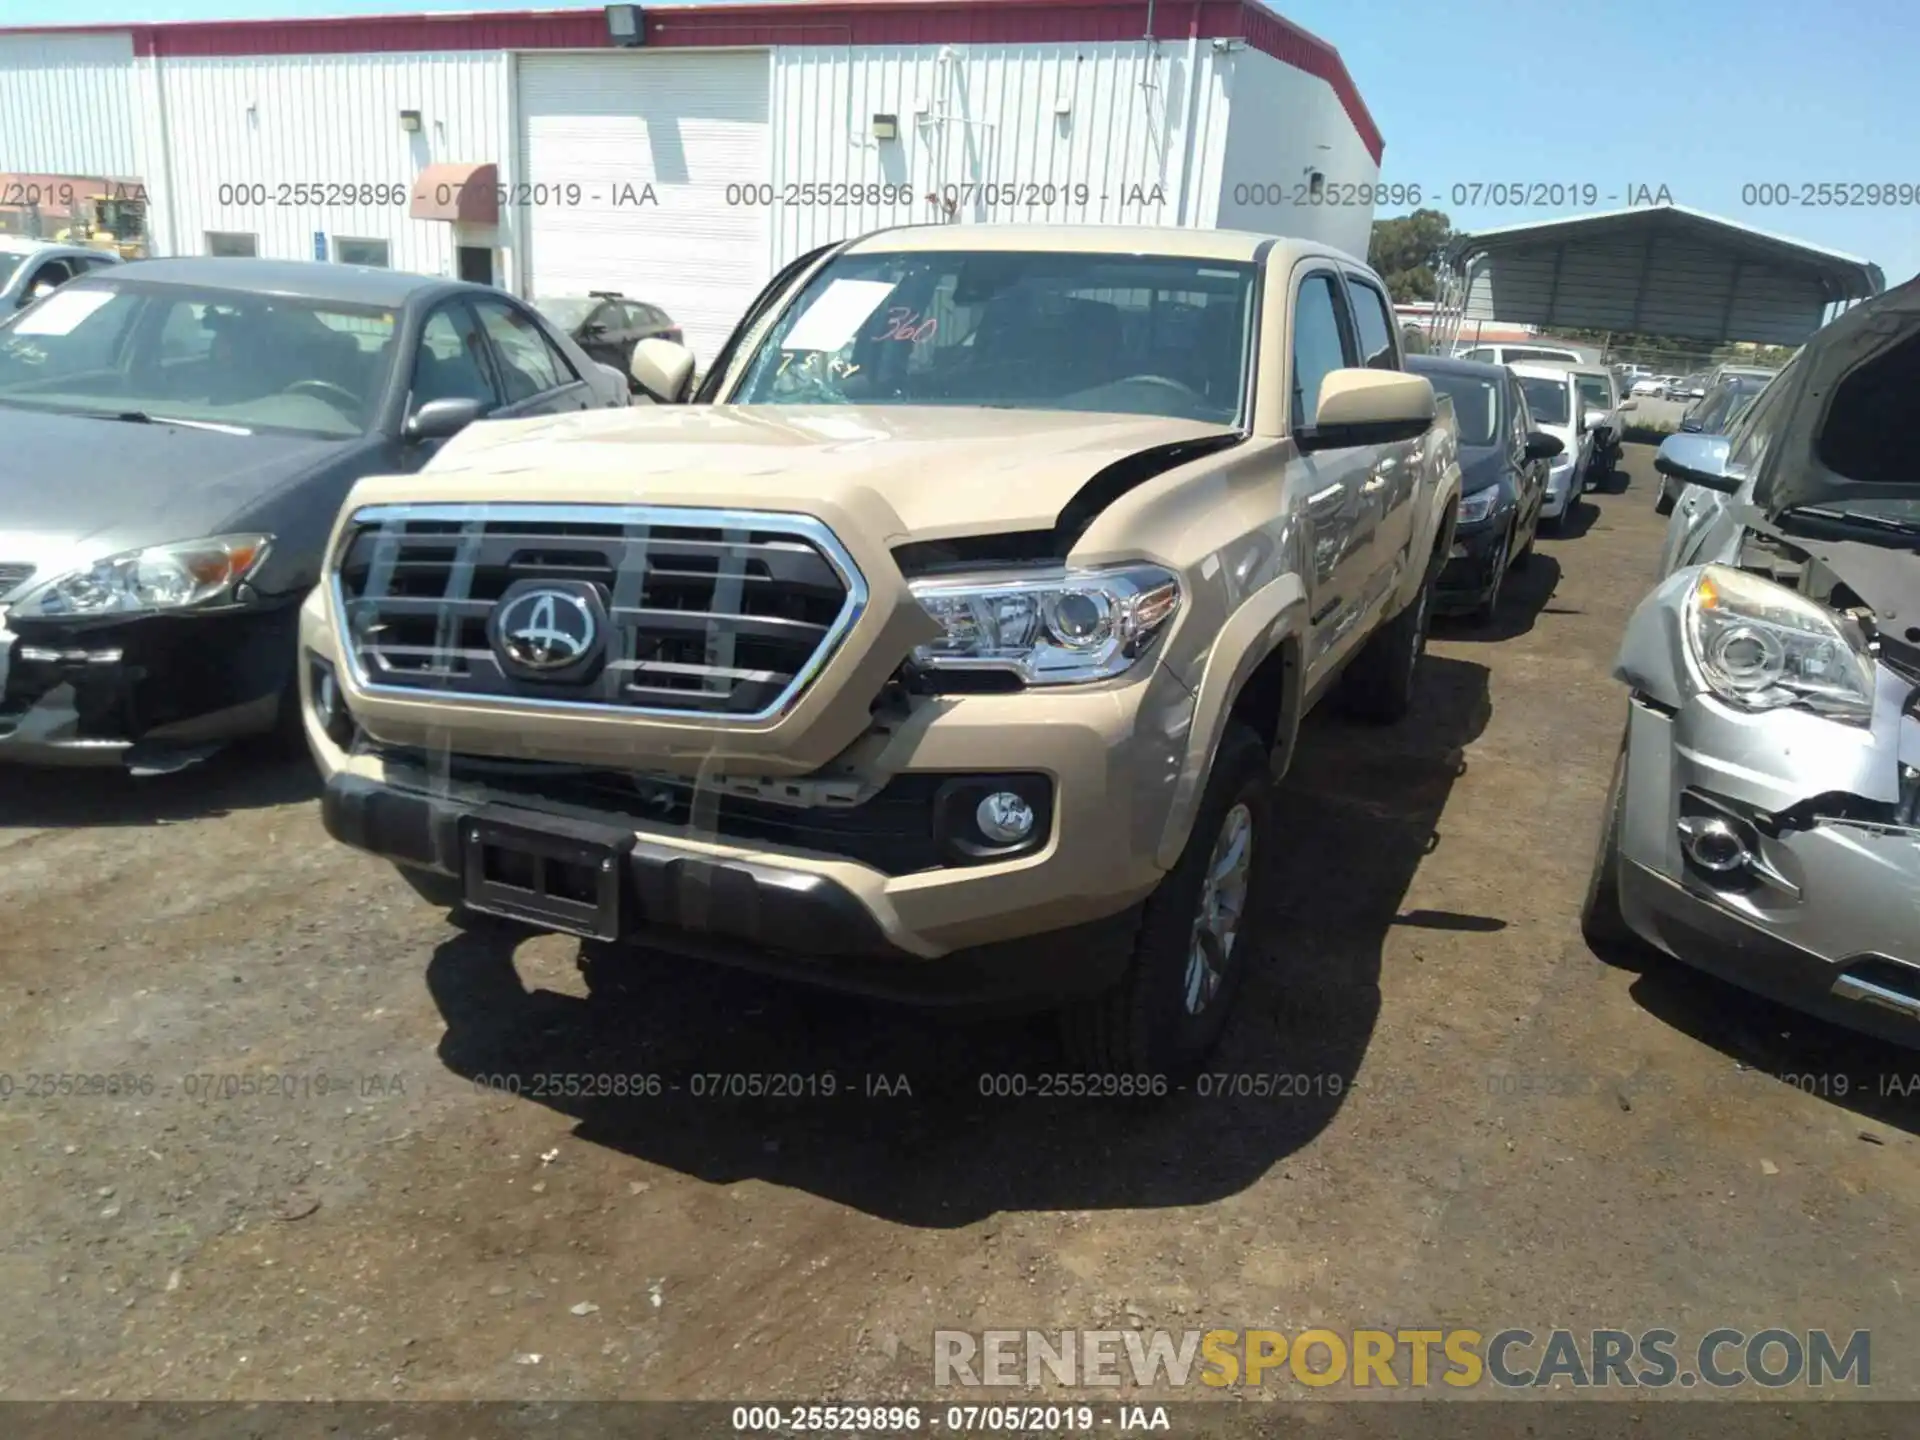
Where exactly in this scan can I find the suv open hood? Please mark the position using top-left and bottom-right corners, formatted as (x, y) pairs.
(1753, 275), (1920, 517)
(398, 403), (1238, 543)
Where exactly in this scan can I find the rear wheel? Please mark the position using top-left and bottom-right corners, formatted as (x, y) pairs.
(1337, 560), (1435, 724)
(1059, 723), (1271, 1081)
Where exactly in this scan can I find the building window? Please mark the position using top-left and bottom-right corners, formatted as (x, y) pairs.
(334, 237), (391, 268)
(205, 232), (258, 257)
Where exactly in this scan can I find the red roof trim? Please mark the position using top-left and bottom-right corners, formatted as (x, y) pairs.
(9, 1), (1381, 164)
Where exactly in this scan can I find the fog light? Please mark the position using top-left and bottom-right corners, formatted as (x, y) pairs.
(976, 791), (1036, 844)
(1679, 815), (1749, 873)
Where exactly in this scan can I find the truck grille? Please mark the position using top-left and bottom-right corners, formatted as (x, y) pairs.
(331, 503), (865, 719)
(0, 563), (34, 598)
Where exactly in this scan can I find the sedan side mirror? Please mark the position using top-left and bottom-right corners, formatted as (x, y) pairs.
(1620, 397), (1638, 412)
(1654, 432), (1740, 494)
(630, 336), (696, 405)
(1523, 430), (1564, 461)
(404, 395), (486, 443)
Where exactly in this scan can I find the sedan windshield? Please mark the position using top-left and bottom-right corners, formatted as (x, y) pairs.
(732, 249), (1255, 425)
(1518, 375), (1572, 426)
(0, 279), (399, 437)
(1419, 372), (1500, 446)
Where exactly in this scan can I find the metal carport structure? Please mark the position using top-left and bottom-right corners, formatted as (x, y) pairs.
(1425, 203), (1886, 354)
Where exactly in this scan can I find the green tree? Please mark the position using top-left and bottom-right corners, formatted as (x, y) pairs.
(1368, 209), (1454, 303)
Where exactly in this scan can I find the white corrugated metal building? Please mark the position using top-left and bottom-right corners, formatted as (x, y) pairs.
(0, 0), (1384, 361)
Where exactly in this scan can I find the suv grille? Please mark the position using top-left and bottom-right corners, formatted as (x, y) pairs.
(0, 563), (34, 598)
(332, 504), (865, 719)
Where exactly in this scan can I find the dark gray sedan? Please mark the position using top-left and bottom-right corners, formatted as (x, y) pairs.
(0, 257), (628, 771)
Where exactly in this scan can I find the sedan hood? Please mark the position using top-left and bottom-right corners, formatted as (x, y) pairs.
(0, 407), (345, 589)
(1754, 275), (1920, 516)
(386, 404), (1238, 541)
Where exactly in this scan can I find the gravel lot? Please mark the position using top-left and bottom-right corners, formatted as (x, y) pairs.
(2, 444), (1916, 1405)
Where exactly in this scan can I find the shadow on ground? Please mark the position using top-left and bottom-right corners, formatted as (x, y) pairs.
(424, 652), (1494, 1225)
(0, 748), (318, 829)
(1432, 552), (1562, 644)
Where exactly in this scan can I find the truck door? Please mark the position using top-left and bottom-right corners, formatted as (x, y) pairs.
(1288, 267), (1376, 688)
(1340, 268), (1421, 620)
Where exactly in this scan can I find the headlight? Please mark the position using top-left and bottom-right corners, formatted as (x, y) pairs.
(1683, 564), (1875, 724)
(10, 534), (272, 620)
(1458, 485), (1501, 525)
(909, 563), (1181, 685)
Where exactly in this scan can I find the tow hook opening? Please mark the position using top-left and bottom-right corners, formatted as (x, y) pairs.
(1833, 956), (1920, 1021)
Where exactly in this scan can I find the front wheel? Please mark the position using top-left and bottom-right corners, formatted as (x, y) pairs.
(1059, 723), (1271, 1080)
(1653, 483), (1676, 517)
(1469, 526), (1511, 627)
(1580, 731), (1653, 963)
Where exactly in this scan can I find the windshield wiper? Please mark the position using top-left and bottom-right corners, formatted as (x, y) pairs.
(1780, 505), (1920, 539)
(92, 410), (254, 436)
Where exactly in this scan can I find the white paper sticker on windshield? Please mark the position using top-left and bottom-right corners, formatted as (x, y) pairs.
(12, 288), (115, 336)
(780, 279), (896, 352)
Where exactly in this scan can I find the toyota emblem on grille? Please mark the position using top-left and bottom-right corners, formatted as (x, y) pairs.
(493, 586), (602, 674)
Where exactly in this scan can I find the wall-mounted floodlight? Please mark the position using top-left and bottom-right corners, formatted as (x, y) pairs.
(871, 114), (898, 141)
(399, 110), (422, 132)
(606, 4), (645, 47)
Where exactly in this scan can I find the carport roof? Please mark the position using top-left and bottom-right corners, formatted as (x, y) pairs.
(1442, 204), (1885, 346)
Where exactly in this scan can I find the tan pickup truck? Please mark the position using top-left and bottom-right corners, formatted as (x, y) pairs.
(302, 225), (1460, 1078)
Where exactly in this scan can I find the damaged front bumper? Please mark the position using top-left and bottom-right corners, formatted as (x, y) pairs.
(1616, 669), (1920, 1042)
(0, 603), (296, 767)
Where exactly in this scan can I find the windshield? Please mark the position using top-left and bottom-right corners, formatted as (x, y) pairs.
(1419, 372), (1500, 447)
(0, 279), (398, 437)
(1518, 375), (1571, 426)
(732, 249), (1255, 425)
(534, 297), (600, 332)
(1575, 374), (1612, 411)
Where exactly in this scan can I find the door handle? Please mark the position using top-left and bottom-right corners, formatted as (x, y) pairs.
(1361, 475), (1387, 493)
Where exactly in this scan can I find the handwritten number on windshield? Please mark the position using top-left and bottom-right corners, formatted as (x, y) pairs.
(870, 307), (938, 343)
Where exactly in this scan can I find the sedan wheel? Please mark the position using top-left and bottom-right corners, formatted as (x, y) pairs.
(1471, 528), (1510, 627)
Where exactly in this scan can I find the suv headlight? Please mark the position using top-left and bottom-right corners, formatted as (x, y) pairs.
(909, 563), (1181, 685)
(1683, 564), (1875, 724)
(9, 534), (272, 620)
(1458, 485), (1500, 525)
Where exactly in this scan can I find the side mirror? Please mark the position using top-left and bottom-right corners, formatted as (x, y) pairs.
(629, 336), (695, 405)
(1523, 430), (1565, 461)
(29, 281), (59, 302)
(404, 395), (486, 443)
(1620, 397), (1638, 412)
(1296, 368), (1434, 452)
(1654, 432), (1739, 494)
(1582, 408), (1607, 432)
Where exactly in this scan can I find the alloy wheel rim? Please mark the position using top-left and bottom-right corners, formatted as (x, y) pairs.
(1184, 802), (1254, 1016)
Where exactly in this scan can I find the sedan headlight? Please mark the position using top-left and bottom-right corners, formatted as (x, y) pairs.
(10, 534), (272, 620)
(1458, 485), (1501, 525)
(909, 563), (1180, 685)
(1683, 564), (1875, 724)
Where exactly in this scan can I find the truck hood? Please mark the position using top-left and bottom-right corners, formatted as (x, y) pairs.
(1754, 275), (1920, 517)
(391, 403), (1238, 542)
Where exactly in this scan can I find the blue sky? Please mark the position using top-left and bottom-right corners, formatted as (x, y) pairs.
(5, 0), (1915, 286)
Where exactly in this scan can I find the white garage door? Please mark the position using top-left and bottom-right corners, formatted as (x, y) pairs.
(517, 51), (771, 369)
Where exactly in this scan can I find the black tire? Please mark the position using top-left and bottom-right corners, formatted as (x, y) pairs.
(1338, 560), (1435, 724)
(1653, 484), (1675, 517)
(1059, 723), (1272, 1081)
(1469, 525), (1511, 627)
(1580, 732), (1651, 962)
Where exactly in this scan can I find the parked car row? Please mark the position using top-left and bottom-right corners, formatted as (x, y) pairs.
(1585, 271), (1920, 1048)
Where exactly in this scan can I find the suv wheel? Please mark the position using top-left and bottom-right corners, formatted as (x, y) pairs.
(1338, 560), (1435, 724)
(1059, 723), (1271, 1081)
(1581, 730), (1652, 962)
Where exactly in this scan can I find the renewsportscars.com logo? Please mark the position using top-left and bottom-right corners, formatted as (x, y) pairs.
(932, 1328), (1871, 1391)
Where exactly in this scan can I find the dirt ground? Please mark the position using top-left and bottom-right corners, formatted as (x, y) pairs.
(2, 445), (1916, 1405)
